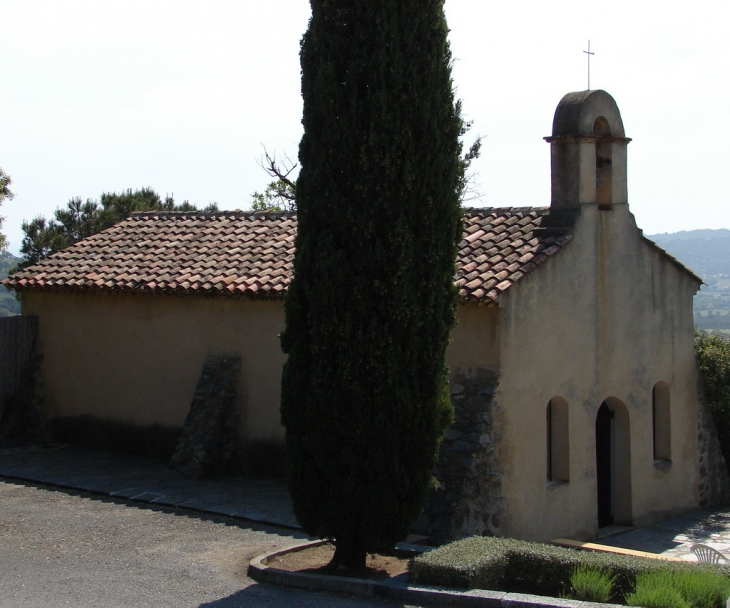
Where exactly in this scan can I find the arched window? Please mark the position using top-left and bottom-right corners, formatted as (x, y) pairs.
(547, 397), (569, 482)
(653, 382), (671, 462)
(594, 116), (613, 210)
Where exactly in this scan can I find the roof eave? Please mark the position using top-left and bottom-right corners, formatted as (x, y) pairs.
(640, 235), (704, 285)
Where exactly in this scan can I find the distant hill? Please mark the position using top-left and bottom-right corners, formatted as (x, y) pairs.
(647, 229), (730, 331)
(649, 228), (730, 242)
(0, 252), (21, 316)
(648, 229), (730, 280)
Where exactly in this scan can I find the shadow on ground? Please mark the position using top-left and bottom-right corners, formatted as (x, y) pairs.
(3, 477), (306, 542)
(199, 583), (407, 607)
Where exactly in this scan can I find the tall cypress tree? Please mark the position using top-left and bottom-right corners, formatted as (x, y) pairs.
(281, 0), (467, 569)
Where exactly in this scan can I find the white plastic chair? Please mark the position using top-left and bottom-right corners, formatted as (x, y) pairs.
(691, 543), (730, 564)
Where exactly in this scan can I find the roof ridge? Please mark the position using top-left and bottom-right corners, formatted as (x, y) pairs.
(129, 210), (297, 220)
(463, 206), (550, 216)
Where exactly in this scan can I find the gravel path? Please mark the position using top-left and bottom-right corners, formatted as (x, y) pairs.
(0, 479), (416, 608)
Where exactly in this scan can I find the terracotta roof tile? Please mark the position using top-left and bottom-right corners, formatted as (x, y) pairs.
(2, 207), (573, 304)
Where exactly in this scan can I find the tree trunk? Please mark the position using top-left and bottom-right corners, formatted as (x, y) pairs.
(329, 539), (367, 571)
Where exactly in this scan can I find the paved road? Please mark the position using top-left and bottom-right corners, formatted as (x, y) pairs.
(0, 479), (416, 608)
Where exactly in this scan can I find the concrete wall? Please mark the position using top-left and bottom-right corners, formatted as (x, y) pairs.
(21, 292), (287, 449)
(495, 202), (703, 542)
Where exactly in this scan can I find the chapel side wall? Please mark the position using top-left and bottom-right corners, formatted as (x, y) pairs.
(21, 292), (286, 456)
(495, 203), (703, 542)
(417, 304), (505, 540)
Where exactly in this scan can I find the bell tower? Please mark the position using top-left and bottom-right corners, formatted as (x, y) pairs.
(544, 90), (631, 212)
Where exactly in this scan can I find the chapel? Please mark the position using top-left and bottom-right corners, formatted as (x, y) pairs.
(4, 90), (728, 541)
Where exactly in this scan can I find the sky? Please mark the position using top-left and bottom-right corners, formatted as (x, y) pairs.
(1, 0), (729, 256)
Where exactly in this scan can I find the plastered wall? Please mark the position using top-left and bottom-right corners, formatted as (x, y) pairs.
(447, 303), (500, 375)
(23, 291), (494, 453)
(22, 292), (287, 445)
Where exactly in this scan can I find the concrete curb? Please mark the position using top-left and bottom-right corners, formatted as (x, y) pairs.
(247, 541), (625, 608)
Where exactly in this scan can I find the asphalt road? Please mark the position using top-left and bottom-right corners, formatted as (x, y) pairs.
(0, 479), (416, 608)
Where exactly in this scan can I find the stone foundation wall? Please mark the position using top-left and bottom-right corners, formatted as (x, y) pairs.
(696, 390), (730, 508)
(0, 316), (44, 446)
(170, 352), (242, 479)
(0, 315), (37, 422)
(415, 368), (503, 542)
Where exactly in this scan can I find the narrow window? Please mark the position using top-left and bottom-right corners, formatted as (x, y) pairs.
(594, 116), (613, 210)
(653, 382), (671, 462)
(547, 397), (570, 481)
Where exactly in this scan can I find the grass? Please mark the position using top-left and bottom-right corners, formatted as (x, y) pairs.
(625, 570), (730, 608)
(564, 566), (617, 603)
(626, 584), (691, 608)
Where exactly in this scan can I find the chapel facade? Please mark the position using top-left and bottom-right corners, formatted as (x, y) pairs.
(418, 90), (729, 541)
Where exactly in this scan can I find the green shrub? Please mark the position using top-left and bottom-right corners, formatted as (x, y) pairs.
(409, 535), (730, 599)
(674, 569), (730, 608)
(407, 536), (509, 590)
(695, 329), (730, 467)
(626, 584), (691, 608)
(626, 569), (730, 608)
(565, 566), (617, 603)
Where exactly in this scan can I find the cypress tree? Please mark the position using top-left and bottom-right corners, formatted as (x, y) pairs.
(280, 0), (468, 570)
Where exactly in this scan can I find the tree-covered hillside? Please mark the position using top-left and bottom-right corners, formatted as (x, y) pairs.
(0, 251), (21, 316)
(648, 229), (730, 330)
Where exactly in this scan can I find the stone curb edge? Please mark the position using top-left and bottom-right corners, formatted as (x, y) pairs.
(0, 470), (302, 531)
(247, 541), (624, 608)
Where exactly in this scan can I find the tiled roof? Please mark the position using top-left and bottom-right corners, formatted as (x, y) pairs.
(2, 208), (572, 304)
(456, 207), (570, 301)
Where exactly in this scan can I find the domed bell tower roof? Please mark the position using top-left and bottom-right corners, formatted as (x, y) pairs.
(544, 90), (631, 213)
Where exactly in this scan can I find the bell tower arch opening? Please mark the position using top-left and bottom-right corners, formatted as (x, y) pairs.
(594, 116), (613, 210)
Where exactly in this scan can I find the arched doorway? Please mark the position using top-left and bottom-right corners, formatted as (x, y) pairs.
(595, 398), (632, 528)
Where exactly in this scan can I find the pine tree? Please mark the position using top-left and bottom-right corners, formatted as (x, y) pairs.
(0, 168), (14, 252)
(280, 0), (467, 569)
(14, 188), (219, 270)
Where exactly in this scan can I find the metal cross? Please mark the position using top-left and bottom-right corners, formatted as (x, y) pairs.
(584, 40), (595, 90)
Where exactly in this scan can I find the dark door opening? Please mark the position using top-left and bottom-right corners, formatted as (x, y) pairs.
(596, 401), (614, 528)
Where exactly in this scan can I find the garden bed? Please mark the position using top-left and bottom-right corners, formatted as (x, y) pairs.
(409, 536), (730, 606)
(267, 541), (410, 580)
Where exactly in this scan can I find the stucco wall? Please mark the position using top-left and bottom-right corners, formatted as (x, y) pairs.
(495, 203), (703, 542)
(447, 303), (500, 375)
(22, 292), (287, 447)
(23, 292), (494, 459)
